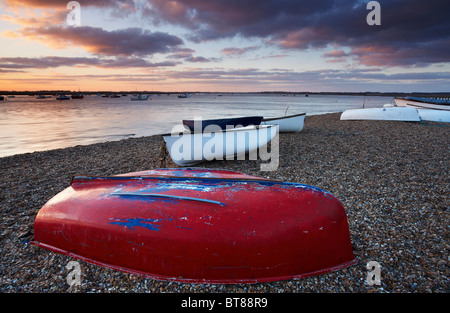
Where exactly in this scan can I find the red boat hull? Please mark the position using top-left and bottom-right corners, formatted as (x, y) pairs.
(33, 168), (356, 283)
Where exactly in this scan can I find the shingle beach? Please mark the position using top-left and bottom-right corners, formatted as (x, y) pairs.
(0, 113), (448, 293)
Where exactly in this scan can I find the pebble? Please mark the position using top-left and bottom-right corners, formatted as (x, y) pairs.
(0, 113), (448, 293)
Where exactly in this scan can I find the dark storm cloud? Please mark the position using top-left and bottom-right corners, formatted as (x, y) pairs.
(4, 0), (449, 68)
(146, 0), (450, 67)
(19, 26), (184, 57)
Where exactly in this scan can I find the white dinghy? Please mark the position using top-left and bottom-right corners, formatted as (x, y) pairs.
(417, 109), (450, 123)
(340, 107), (421, 122)
(384, 104), (450, 123)
(261, 113), (306, 132)
(163, 124), (278, 166)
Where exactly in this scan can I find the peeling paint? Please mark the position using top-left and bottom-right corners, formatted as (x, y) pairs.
(109, 217), (173, 231)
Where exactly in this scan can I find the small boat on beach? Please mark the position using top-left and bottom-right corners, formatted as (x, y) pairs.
(56, 95), (70, 101)
(340, 107), (421, 121)
(394, 96), (450, 111)
(372, 103), (450, 123)
(163, 124), (277, 166)
(261, 113), (306, 132)
(32, 167), (356, 283)
(416, 109), (450, 123)
(182, 116), (264, 132)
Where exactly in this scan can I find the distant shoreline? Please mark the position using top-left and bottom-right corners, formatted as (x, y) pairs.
(1, 90), (450, 98)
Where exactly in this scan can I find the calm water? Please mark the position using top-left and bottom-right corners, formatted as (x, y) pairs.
(0, 93), (393, 157)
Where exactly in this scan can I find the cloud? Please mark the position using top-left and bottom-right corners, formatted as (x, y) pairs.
(221, 46), (259, 56)
(146, 0), (450, 67)
(323, 49), (352, 63)
(166, 48), (211, 63)
(0, 56), (179, 69)
(3, 0), (134, 9)
(16, 26), (183, 57)
(184, 56), (210, 63)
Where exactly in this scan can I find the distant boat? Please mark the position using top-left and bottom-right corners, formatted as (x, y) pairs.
(182, 116), (264, 132)
(130, 94), (149, 101)
(0, 96), (5, 101)
(36, 95), (51, 99)
(394, 96), (450, 111)
(71, 93), (84, 99)
(163, 124), (278, 166)
(102, 94), (109, 97)
(121, 94), (128, 96)
(340, 107), (421, 121)
(56, 95), (70, 100)
(178, 93), (190, 98)
(261, 113), (306, 132)
(110, 94), (120, 98)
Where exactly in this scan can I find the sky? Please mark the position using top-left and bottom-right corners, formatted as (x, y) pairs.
(0, 0), (449, 92)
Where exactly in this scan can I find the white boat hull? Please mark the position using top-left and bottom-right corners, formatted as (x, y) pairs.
(417, 109), (450, 123)
(163, 125), (278, 166)
(261, 113), (305, 132)
(394, 98), (450, 111)
(340, 107), (421, 121)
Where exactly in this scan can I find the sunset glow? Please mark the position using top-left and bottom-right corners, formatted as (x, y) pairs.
(1, 0), (449, 92)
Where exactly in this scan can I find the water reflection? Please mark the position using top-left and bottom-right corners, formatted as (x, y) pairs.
(0, 94), (392, 157)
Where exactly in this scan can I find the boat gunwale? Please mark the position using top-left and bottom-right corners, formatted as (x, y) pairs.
(159, 124), (277, 137)
(68, 174), (334, 196)
(182, 115), (264, 124)
(70, 174), (280, 186)
(30, 241), (357, 284)
(261, 112), (306, 122)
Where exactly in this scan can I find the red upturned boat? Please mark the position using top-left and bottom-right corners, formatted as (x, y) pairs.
(33, 168), (356, 283)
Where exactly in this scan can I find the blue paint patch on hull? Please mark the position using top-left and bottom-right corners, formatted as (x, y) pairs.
(109, 217), (172, 231)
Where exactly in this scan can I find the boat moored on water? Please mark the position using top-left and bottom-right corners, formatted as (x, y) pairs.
(32, 168), (357, 283)
(261, 113), (306, 132)
(56, 95), (70, 100)
(71, 93), (84, 99)
(131, 94), (149, 101)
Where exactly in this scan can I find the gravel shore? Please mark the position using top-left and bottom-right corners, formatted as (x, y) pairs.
(0, 113), (448, 293)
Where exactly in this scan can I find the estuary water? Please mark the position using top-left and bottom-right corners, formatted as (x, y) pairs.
(0, 93), (393, 157)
